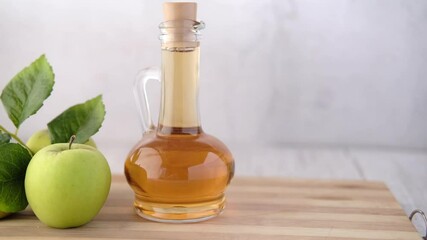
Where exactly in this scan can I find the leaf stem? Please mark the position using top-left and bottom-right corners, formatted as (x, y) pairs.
(0, 124), (33, 155)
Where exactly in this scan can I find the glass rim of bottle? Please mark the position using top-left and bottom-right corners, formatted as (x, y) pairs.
(159, 20), (205, 42)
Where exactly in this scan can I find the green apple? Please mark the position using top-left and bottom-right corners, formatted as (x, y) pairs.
(25, 141), (111, 228)
(26, 129), (97, 154)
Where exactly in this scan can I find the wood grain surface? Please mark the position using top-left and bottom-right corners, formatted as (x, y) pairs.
(0, 175), (421, 240)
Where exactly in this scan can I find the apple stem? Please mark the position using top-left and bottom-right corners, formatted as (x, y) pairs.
(69, 135), (76, 150)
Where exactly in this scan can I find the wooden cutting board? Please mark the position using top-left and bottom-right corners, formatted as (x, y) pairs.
(0, 175), (420, 240)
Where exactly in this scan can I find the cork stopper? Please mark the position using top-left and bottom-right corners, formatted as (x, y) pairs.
(163, 2), (197, 21)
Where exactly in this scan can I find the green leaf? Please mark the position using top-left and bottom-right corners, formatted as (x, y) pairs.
(0, 143), (32, 212)
(0, 132), (11, 145)
(48, 95), (105, 144)
(1, 55), (55, 128)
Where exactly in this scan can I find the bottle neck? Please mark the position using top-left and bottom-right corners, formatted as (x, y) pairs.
(157, 45), (202, 135)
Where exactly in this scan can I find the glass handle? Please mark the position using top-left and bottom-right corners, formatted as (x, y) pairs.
(133, 67), (161, 133)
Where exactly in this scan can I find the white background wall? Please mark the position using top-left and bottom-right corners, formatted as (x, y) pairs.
(1, 0), (427, 173)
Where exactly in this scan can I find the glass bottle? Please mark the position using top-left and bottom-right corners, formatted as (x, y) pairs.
(124, 2), (235, 223)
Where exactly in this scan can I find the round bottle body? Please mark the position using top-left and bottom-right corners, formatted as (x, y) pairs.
(125, 130), (234, 222)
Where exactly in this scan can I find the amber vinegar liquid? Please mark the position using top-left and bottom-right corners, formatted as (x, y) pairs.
(125, 46), (235, 222)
